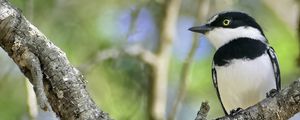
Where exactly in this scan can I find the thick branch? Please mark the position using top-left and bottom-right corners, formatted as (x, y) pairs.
(217, 79), (300, 120)
(195, 79), (300, 120)
(0, 0), (110, 120)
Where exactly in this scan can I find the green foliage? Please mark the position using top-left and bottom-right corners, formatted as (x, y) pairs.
(86, 60), (149, 120)
(1, 0), (299, 119)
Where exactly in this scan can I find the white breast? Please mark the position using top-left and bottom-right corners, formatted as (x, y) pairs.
(215, 53), (276, 113)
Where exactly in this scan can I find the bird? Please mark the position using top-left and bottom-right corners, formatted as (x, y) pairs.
(188, 11), (281, 115)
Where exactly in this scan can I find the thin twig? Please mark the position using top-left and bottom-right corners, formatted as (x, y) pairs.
(168, 30), (200, 120)
(124, 44), (157, 64)
(148, 0), (182, 119)
(195, 101), (210, 120)
(167, 0), (208, 119)
(79, 45), (156, 74)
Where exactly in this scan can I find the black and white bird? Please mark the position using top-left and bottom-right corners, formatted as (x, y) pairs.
(189, 11), (281, 115)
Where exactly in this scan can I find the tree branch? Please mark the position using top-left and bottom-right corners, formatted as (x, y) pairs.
(24, 0), (39, 119)
(0, 0), (110, 119)
(148, 0), (182, 119)
(167, 0), (210, 119)
(217, 79), (300, 120)
(79, 45), (157, 74)
(195, 79), (300, 120)
(124, 45), (157, 65)
(195, 101), (210, 120)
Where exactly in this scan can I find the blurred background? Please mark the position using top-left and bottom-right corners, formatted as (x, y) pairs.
(0, 0), (299, 120)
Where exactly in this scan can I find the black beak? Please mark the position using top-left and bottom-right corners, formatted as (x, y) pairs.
(188, 24), (212, 34)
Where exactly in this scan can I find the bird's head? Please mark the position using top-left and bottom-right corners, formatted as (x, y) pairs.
(189, 11), (267, 49)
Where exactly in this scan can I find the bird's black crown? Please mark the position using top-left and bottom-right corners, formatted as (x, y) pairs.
(208, 11), (265, 36)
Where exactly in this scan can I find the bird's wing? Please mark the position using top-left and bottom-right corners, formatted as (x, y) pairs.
(212, 63), (228, 115)
(267, 47), (281, 90)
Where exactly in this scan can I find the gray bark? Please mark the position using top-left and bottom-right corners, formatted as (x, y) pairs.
(0, 0), (110, 120)
(195, 79), (300, 120)
(217, 79), (300, 120)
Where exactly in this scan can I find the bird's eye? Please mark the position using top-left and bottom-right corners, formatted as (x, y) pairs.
(223, 19), (231, 26)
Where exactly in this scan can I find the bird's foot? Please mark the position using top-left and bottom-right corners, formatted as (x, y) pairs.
(229, 107), (243, 116)
(266, 89), (279, 98)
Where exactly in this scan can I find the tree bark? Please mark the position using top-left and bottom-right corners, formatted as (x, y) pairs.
(0, 0), (110, 120)
(217, 79), (300, 120)
(195, 79), (300, 120)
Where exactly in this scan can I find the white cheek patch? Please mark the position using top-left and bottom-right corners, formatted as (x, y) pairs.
(205, 26), (266, 49)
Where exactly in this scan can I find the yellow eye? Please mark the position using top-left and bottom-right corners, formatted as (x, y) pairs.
(223, 19), (231, 26)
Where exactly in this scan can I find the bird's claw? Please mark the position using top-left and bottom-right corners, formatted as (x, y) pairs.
(266, 89), (279, 98)
(229, 107), (243, 116)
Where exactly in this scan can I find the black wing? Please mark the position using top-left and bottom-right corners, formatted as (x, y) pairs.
(267, 47), (281, 90)
(212, 63), (228, 115)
